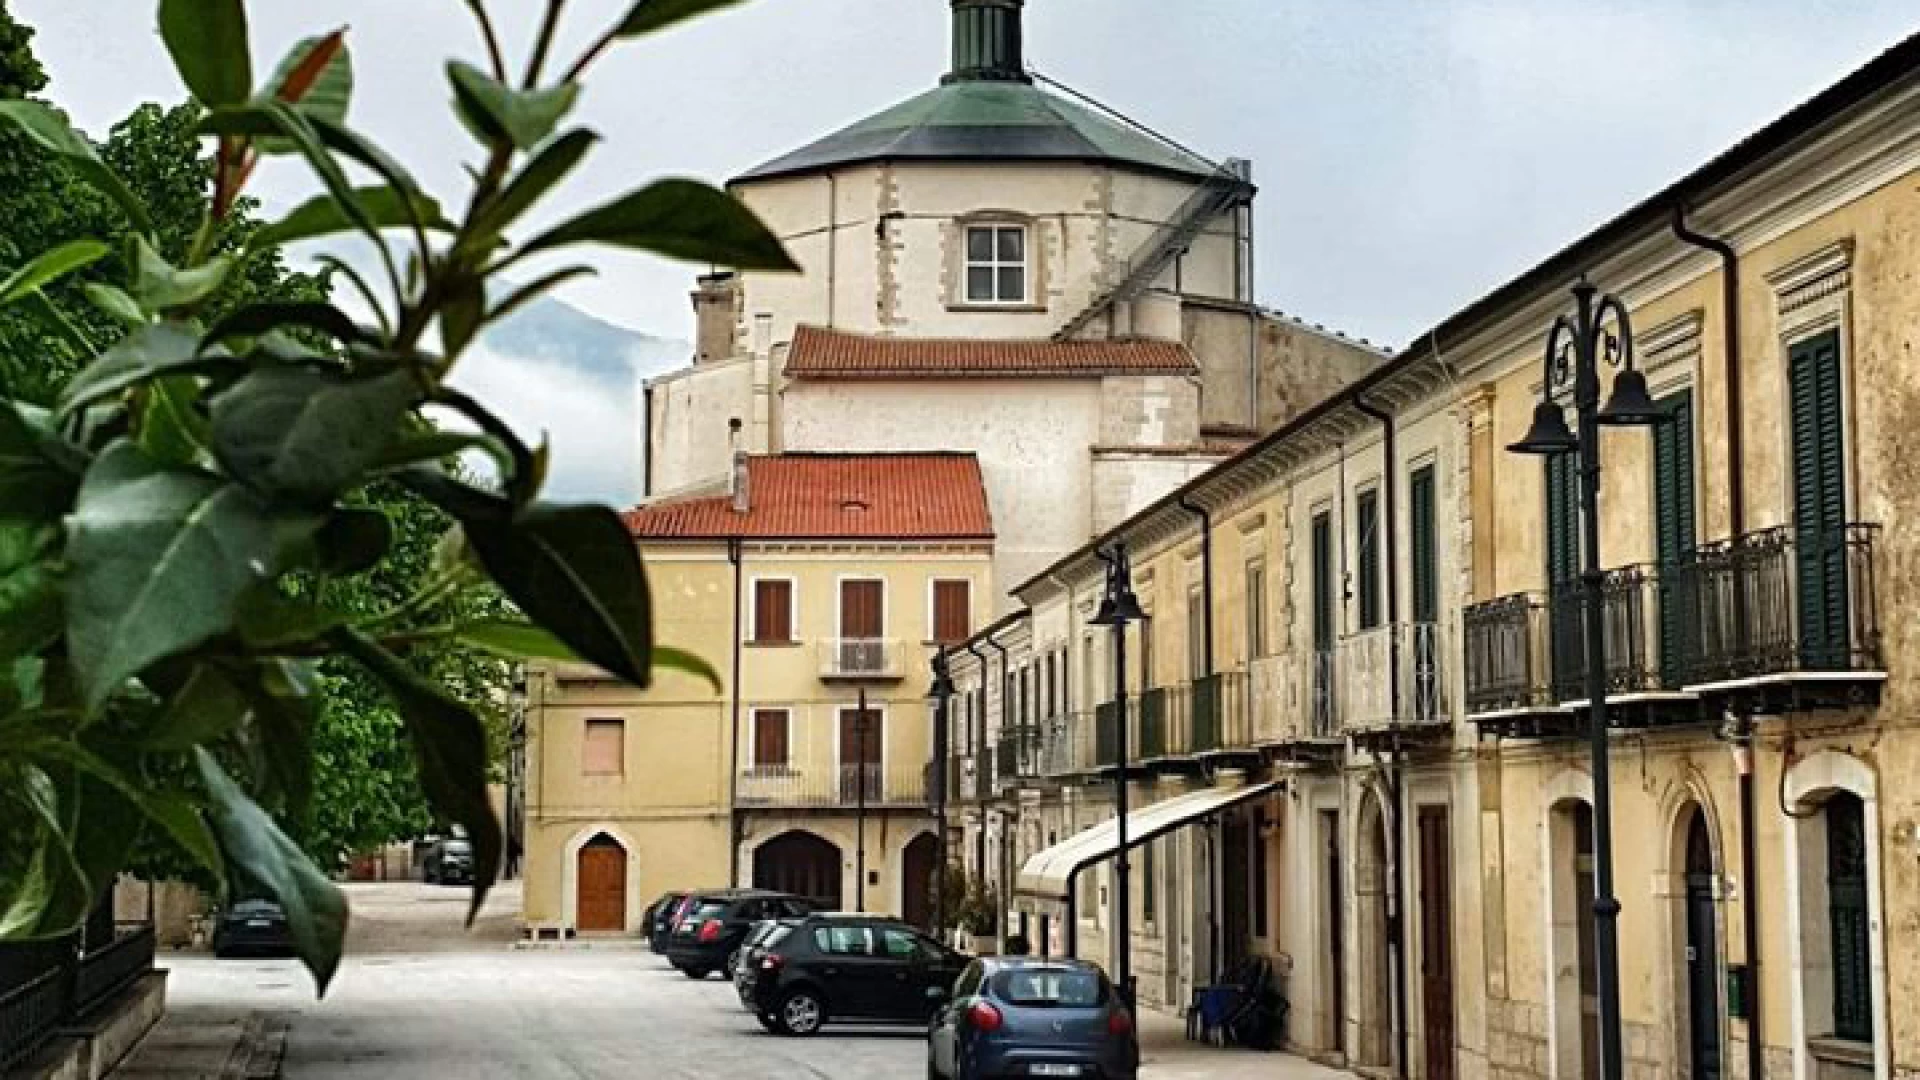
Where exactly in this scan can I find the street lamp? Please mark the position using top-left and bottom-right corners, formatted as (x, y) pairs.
(1090, 541), (1144, 1006)
(1507, 276), (1660, 1080)
(855, 686), (871, 913)
(927, 650), (956, 936)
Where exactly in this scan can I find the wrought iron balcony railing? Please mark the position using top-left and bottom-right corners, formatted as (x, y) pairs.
(1040, 713), (1082, 777)
(1682, 523), (1882, 684)
(817, 638), (906, 680)
(736, 761), (931, 807)
(1464, 592), (1553, 714)
(1331, 622), (1450, 732)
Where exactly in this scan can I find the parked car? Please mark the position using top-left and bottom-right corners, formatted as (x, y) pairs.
(423, 836), (473, 885)
(212, 898), (295, 958)
(666, 889), (816, 979)
(646, 891), (688, 953)
(927, 957), (1137, 1080)
(746, 913), (968, 1036)
(732, 917), (802, 999)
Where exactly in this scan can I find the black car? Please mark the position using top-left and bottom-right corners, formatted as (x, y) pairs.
(666, 889), (815, 979)
(212, 898), (295, 958)
(423, 837), (473, 885)
(746, 914), (969, 1036)
(646, 891), (688, 953)
(733, 917), (802, 1001)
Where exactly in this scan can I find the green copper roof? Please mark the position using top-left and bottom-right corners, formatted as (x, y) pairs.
(734, 79), (1218, 183)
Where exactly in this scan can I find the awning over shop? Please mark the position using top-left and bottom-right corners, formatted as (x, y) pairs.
(1014, 779), (1281, 911)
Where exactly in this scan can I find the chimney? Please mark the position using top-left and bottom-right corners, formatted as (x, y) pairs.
(944, 0), (1029, 85)
(690, 272), (738, 366)
(728, 419), (750, 512)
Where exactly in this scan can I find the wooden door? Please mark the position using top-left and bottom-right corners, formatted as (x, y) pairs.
(1324, 809), (1345, 1054)
(1419, 808), (1456, 1080)
(1684, 811), (1723, 1080)
(1222, 816), (1251, 973)
(839, 708), (883, 802)
(576, 835), (627, 932)
(840, 580), (885, 672)
(903, 833), (937, 929)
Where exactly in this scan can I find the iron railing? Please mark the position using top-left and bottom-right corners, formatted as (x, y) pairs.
(0, 957), (70, 1073)
(1546, 564), (1675, 701)
(1464, 592), (1553, 713)
(1683, 524), (1882, 683)
(816, 638), (905, 679)
(736, 762), (930, 807)
(1308, 647), (1338, 737)
(75, 926), (154, 1019)
(1333, 622), (1448, 731)
(1040, 713), (1082, 777)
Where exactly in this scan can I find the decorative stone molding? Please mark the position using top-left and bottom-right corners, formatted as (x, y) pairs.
(1638, 310), (1704, 383)
(1768, 239), (1854, 340)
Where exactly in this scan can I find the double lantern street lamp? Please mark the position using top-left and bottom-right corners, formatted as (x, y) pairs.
(1090, 541), (1145, 1008)
(1508, 276), (1663, 1080)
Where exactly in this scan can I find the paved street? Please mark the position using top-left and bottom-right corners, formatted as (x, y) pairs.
(124, 881), (1343, 1079)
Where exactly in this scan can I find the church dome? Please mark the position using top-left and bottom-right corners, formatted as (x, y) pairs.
(734, 0), (1216, 184)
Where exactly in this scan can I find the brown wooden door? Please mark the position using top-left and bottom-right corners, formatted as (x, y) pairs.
(839, 580), (885, 672)
(840, 708), (882, 802)
(902, 833), (938, 929)
(1418, 808), (1456, 1080)
(576, 836), (626, 932)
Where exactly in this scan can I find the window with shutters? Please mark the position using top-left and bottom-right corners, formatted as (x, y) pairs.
(1789, 331), (1850, 669)
(1825, 792), (1871, 1042)
(1311, 510), (1336, 650)
(751, 709), (791, 772)
(1356, 488), (1382, 630)
(1652, 391), (1697, 684)
(751, 578), (795, 644)
(931, 579), (972, 643)
(1245, 559), (1268, 658)
(1410, 465), (1438, 625)
(582, 718), (624, 776)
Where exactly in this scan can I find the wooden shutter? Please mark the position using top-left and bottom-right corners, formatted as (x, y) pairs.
(1312, 510), (1335, 649)
(1357, 489), (1382, 629)
(1653, 391), (1697, 684)
(1826, 793), (1872, 1042)
(1545, 449), (1581, 586)
(932, 580), (971, 643)
(1410, 465), (1438, 624)
(1790, 332), (1849, 668)
(753, 580), (792, 643)
(753, 709), (790, 769)
(840, 579), (884, 639)
(582, 718), (624, 775)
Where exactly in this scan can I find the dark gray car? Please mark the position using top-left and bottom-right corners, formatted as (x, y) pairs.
(927, 957), (1137, 1079)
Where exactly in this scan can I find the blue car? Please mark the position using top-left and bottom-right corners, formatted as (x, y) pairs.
(927, 957), (1138, 1079)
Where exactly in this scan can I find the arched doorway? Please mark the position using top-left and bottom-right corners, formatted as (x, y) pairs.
(1679, 806), (1723, 1080)
(754, 831), (843, 909)
(1355, 792), (1394, 1070)
(576, 833), (628, 932)
(901, 833), (938, 929)
(1549, 800), (1597, 1080)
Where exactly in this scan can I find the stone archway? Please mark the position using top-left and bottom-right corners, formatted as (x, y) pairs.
(753, 830), (843, 909)
(1670, 802), (1724, 1080)
(576, 833), (628, 933)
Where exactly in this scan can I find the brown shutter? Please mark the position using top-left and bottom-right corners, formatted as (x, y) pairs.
(753, 709), (789, 769)
(754, 580), (792, 643)
(840, 580), (884, 640)
(933, 580), (971, 643)
(582, 718), (624, 775)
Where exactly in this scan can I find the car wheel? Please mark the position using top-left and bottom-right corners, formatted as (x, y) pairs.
(776, 988), (826, 1036)
(682, 966), (711, 980)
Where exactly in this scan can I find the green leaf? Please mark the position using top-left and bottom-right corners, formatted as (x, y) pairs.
(488, 267), (597, 329)
(335, 629), (501, 923)
(456, 620), (722, 694)
(446, 61), (580, 152)
(0, 240), (111, 307)
(211, 367), (419, 506)
(0, 402), (79, 524)
(0, 102), (152, 234)
(195, 748), (347, 995)
(59, 322), (216, 418)
(0, 525), (61, 660)
(239, 659), (318, 822)
(653, 646), (725, 691)
(82, 283), (148, 329)
(440, 275), (484, 359)
(373, 429), (511, 475)
(250, 186), (446, 254)
(159, 0), (252, 107)
(517, 179), (798, 270)
(613, 0), (753, 39)
(205, 104), (381, 251)
(131, 237), (234, 311)
(23, 738), (225, 887)
(203, 301), (374, 349)
(312, 507), (392, 577)
(135, 374), (214, 467)
(310, 116), (426, 204)
(65, 442), (323, 710)
(256, 32), (352, 155)
(0, 828), (90, 940)
(235, 588), (347, 650)
(472, 129), (599, 241)
(143, 663), (251, 751)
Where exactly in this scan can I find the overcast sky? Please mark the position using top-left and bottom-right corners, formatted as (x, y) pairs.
(17, 1), (1920, 349)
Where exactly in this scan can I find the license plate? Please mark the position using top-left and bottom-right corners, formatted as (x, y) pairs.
(1030, 1067), (1082, 1077)
(246, 919), (270, 928)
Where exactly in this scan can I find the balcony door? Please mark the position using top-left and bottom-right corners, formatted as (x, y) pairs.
(839, 579), (885, 673)
(839, 706), (883, 803)
(1653, 390), (1697, 685)
(1789, 331), (1850, 669)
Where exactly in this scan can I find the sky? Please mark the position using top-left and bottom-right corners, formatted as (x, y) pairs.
(13, 1), (1920, 497)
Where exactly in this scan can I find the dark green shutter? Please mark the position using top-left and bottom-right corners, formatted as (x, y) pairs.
(1410, 465), (1438, 624)
(1312, 511), (1335, 649)
(1545, 443), (1582, 698)
(1790, 331), (1849, 668)
(1357, 489), (1382, 629)
(1826, 793), (1872, 1042)
(1654, 391), (1697, 685)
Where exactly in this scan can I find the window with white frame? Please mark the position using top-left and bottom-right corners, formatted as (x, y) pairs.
(964, 223), (1028, 305)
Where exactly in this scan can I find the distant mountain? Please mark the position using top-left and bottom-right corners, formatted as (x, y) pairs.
(450, 292), (689, 506)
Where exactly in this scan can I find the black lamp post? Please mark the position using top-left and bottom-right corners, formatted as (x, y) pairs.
(1508, 276), (1661, 1080)
(1090, 541), (1144, 1007)
(855, 686), (870, 913)
(928, 650), (955, 936)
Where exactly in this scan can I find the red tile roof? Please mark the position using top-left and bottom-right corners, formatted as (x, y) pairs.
(784, 325), (1198, 378)
(625, 453), (994, 541)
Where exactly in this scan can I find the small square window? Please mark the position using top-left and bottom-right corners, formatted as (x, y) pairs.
(962, 223), (1029, 305)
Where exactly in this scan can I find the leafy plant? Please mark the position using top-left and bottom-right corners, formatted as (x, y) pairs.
(0, 0), (792, 994)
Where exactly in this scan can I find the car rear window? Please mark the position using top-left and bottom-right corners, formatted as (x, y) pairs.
(689, 901), (729, 922)
(990, 969), (1107, 1007)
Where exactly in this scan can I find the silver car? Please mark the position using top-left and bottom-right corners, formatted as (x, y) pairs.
(926, 957), (1138, 1080)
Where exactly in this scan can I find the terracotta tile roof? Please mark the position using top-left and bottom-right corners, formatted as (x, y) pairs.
(625, 453), (994, 541)
(785, 325), (1198, 378)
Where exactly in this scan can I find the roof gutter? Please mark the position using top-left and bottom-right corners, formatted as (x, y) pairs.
(1670, 204), (1744, 536)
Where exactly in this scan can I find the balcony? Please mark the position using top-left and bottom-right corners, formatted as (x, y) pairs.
(1137, 688), (1168, 759)
(1329, 622), (1452, 749)
(736, 761), (931, 808)
(1039, 713), (1082, 778)
(1094, 701), (1122, 770)
(817, 638), (907, 682)
(1246, 653), (1303, 745)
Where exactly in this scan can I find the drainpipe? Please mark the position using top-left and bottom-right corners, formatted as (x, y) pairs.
(965, 640), (991, 882)
(1673, 204), (1758, 1080)
(985, 635), (1011, 940)
(1175, 495), (1215, 675)
(1354, 394), (1408, 1080)
(727, 538), (745, 887)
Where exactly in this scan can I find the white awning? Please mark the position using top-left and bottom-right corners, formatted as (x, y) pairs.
(1014, 778), (1281, 911)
